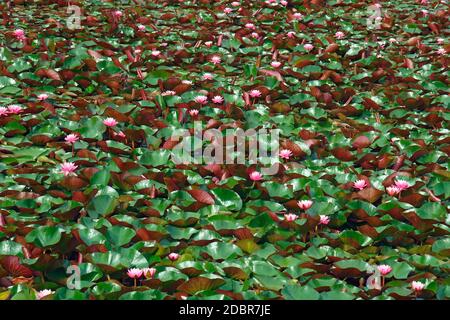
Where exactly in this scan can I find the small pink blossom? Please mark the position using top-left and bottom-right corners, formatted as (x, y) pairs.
(151, 50), (161, 57)
(293, 12), (304, 20)
(142, 267), (157, 278)
(245, 23), (256, 30)
(168, 253), (180, 261)
(280, 0), (288, 6)
(37, 93), (49, 101)
(249, 171), (263, 181)
(189, 109), (199, 117)
(205, 41), (213, 47)
(421, 9), (429, 16)
(137, 24), (146, 32)
(60, 162), (78, 176)
(231, 1), (240, 6)
(287, 31), (296, 38)
(0, 107), (9, 117)
(319, 215), (330, 225)
(37, 289), (54, 300)
(161, 90), (176, 96)
(279, 149), (293, 160)
(353, 179), (368, 191)
(271, 61), (281, 68)
(210, 55), (221, 64)
(127, 268), (143, 279)
(284, 213), (298, 222)
(386, 186), (401, 196)
(411, 281), (425, 292)
(394, 179), (410, 191)
(202, 73), (214, 80)
(194, 95), (208, 104)
(297, 200), (313, 210)
(437, 38), (444, 44)
(251, 32), (259, 39)
(13, 28), (25, 39)
(335, 31), (345, 39)
(113, 10), (123, 18)
(65, 133), (79, 144)
(437, 48), (446, 55)
(249, 89), (262, 98)
(103, 117), (118, 127)
(224, 7), (233, 14)
(182, 80), (193, 85)
(114, 131), (126, 138)
(377, 264), (392, 276)
(212, 95), (224, 104)
(304, 44), (314, 51)
(7, 104), (23, 114)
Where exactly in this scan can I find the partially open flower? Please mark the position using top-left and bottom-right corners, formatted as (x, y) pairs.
(297, 200), (313, 210)
(168, 253), (180, 261)
(202, 73), (214, 80)
(319, 215), (330, 225)
(249, 89), (262, 98)
(127, 268), (143, 279)
(249, 171), (263, 181)
(212, 95), (224, 104)
(279, 149), (293, 160)
(60, 162), (78, 176)
(103, 117), (118, 127)
(394, 179), (410, 191)
(189, 109), (199, 117)
(377, 264), (392, 276)
(37, 289), (54, 300)
(194, 95), (208, 104)
(411, 281), (425, 292)
(7, 105), (23, 114)
(142, 267), (156, 278)
(353, 179), (368, 191)
(65, 134), (79, 144)
(37, 93), (49, 101)
(210, 55), (221, 64)
(304, 44), (314, 51)
(284, 213), (298, 222)
(271, 61), (281, 68)
(386, 186), (401, 196)
(335, 31), (345, 39)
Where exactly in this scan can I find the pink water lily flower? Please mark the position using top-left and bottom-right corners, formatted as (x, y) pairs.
(231, 1), (240, 6)
(224, 7), (233, 14)
(13, 28), (26, 41)
(293, 12), (304, 20)
(151, 50), (161, 57)
(37, 93), (49, 101)
(142, 267), (157, 278)
(245, 23), (256, 30)
(161, 90), (176, 96)
(297, 200), (313, 210)
(411, 281), (425, 292)
(335, 31), (345, 39)
(194, 95), (208, 104)
(168, 253), (180, 261)
(189, 109), (199, 117)
(271, 61), (281, 68)
(210, 55), (221, 64)
(251, 32), (259, 39)
(127, 268), (143, 279)
(37, 289), (54, 300)
(437, 38), (444, 44)
(204, 41), (213, 47)
(113, 10), (123, 18)
(212, 95), (224, 104)
(437, 48), (446, 55)
(386, 186), (400, 196)
(319, 215), (330, 225)
(249, 89), (262, 98)
(7, 104), (23, 114)
(304, 44), (314, 51)
(202, 73), (214, 80)
(394, 179), (410, 191)
(279, 149), (293, 160)
(287, 31), (296, 38)
(137, 24), (146, 32)
(0, 107), (8, 117)
(103, 117), (118, 127)
(182, 80), (193, 85)
(65, 133), (79, 144)
(284, 213), (298, 222)
(249, 171), (263, 181)
(60, 162), (78, 176)
(353, 179), (368, 190)
(377, 264), (392, 276)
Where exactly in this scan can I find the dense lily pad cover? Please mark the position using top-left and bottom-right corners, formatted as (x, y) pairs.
(0, 0), (449, 301)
